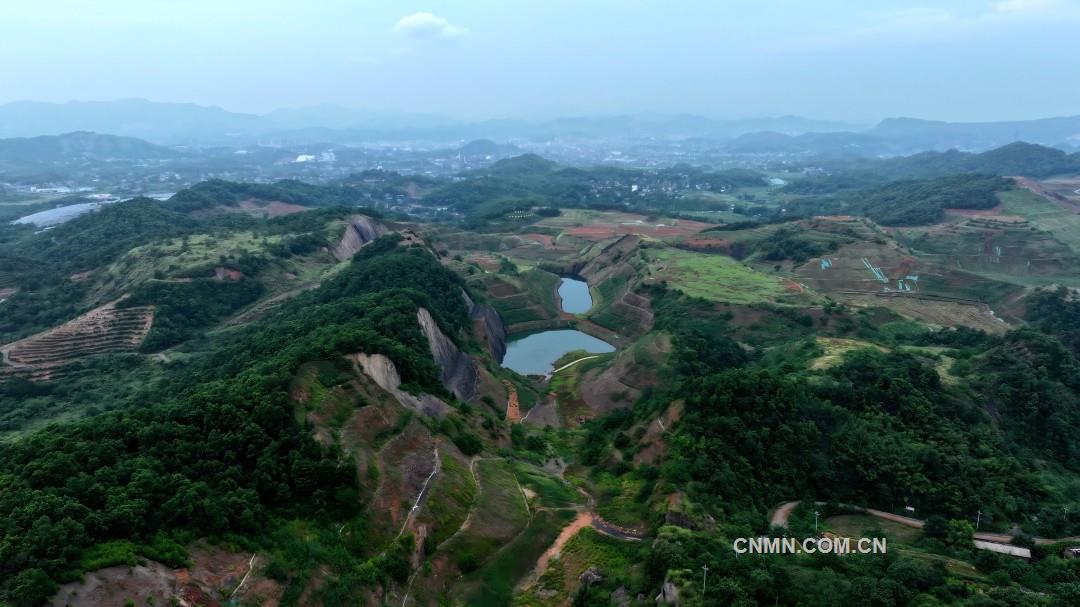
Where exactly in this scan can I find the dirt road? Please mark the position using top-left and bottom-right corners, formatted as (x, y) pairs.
(769, 500), (1080, 547)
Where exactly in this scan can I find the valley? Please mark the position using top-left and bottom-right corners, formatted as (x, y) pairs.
(3, 146), (1080, 606)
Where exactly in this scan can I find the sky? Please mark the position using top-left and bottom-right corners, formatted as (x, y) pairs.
(1, 0), (1078, 123)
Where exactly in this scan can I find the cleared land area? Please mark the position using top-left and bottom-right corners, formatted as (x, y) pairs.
(645, 247), (788, 304)
(998, 188), (1080, 254)
(0, 299), (153, 381)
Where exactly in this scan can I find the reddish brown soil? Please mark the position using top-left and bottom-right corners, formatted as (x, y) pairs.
(503, 380), (521, 423)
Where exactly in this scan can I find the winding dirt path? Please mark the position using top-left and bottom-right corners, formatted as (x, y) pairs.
(517, 511), (594, 591)
(395, 448), (440, 540)
(548, 355), (602, 377)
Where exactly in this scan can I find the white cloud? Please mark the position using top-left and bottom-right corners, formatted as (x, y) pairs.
(393, 12), (467, 40)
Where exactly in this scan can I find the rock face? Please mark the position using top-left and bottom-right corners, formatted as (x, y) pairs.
(350, 352), (449, 418)
(463, 289), (507, 362)
(656, 581), (680, 605)
(332, 214), (388, 261)
(580, 567), (604, 586)
(652, 578), (678, 600)
(417, 308), (477, 402)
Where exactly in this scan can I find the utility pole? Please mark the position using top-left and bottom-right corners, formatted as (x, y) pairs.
(814, 511), (820, 532)
(976, 510), (981, 531)
(702, 564), (708, 595)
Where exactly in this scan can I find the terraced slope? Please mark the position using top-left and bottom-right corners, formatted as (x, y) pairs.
(0, 299), (153, 381)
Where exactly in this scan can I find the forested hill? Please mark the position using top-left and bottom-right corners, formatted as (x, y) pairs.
(0, 235), (473, 605)
(817, 141), (1080, 180)
(0, 131), (176, 165)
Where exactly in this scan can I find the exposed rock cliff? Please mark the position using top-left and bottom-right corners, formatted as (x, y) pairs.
(332, 214), (389, 261)
(462, 289), (507, 362)
(350, 352), (449, 418)
(417, 308), (478, 402)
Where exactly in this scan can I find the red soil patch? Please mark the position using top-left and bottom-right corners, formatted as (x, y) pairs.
(69, 270), (93, 282)
(783, 278), (804, 293)
(520, 512), (594, 591)
(503, 380), (522, 423)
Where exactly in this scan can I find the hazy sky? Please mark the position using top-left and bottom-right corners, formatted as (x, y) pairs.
(2, 0), (1078, 122)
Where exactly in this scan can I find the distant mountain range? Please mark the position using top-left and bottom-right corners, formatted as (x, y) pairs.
(0, 131), (176, 167)
(0, 100), (856, 145)
(725, 116), (1080, 156)
(1, 99), (1079, 155)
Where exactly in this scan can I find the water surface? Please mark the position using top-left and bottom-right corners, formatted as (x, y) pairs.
(558, 277), (592, 314)
(502, 329), (614, 375)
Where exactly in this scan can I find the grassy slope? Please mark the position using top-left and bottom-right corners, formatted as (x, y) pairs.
(998, 188), (1080, 254)
(647, 247), (787, 304)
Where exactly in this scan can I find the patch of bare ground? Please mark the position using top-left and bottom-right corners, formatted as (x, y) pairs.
(369, 420), (439, 546)
(844, 293), (1009, 333)
(522, 392), (561, 428)
(517, 511), (594, 592)
(223, 284), (318, 327)
(584, 335), (666, 409)
(1014, 176), (1080, 212)
(49, 544), (281, 607)
(503, 380), (522, 422)
(634, 400), (683, 467)
(1, 298), (153, 382)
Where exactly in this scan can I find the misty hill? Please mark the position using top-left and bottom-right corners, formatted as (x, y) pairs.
(724, 131), (900, 155)
(484, 153), (559, 176)
(457, 139), (522, 157)
(725, 117), (1080, 156)
(829, 142), (1080, 180)
(870, 115), (1080, 151)
(5, 100), (1080, 154)
(0, 99), (861, 145)
(0, 99), (269, 143)
(0, 131), (176, 164)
